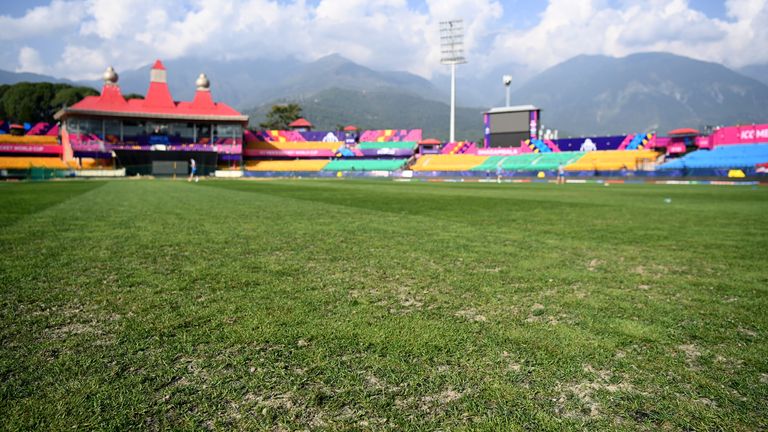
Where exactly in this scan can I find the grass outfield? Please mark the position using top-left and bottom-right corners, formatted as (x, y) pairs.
(1, 179), (766, 431)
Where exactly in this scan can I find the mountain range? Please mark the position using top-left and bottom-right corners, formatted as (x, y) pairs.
(511, 53), (768, 136)
(1, 52), (767, 140)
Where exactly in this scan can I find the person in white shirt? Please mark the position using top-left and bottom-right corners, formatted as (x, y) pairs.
(188, 158), (199, 182)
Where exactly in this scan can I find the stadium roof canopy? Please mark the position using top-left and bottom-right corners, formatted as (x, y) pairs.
(54, 60), (248, 123)
(486, 105), (539, 114)
(419, 138), (442, 145)
(668, 128), (700, 136)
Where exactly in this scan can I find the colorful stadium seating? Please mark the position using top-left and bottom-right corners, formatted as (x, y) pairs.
(244, 160), (329, 171)
(323, 159), (407, 171)
(528, 152), (584, 170)
(565, 150), (659, 171)
(245, 141), (340, 151)
(356, 142), (417, 150)
(359, 130), (422, 142)
(441, 142), (478, 155)
(0, 157), (68, 169)
(411, 155), (488, 171)
(659, 144), (768, 169)
(470, 153), (584, 171)
(0, 135), (58, 144)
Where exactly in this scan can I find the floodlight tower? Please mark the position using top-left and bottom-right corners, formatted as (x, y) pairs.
(440, 19), (467, 143)
(503, 75), (512, 107)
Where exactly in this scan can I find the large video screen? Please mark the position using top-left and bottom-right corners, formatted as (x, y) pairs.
(489, 131), (529, 148)
(489, 112), (529, 134)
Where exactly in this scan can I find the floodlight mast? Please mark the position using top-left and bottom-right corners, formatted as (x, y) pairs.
(440, 19), (467, 143)
(503, 75), (512, 107)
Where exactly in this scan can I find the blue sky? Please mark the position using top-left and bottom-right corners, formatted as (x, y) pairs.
(0, 0), (764, 80)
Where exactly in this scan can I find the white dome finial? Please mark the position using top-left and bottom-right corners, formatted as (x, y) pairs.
(196, 73), (210, 90)
(103, 66), (118, 85)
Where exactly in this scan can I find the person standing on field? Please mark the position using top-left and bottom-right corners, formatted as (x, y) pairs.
(189, 158), (198, 182)
(557, 162), (565, 184)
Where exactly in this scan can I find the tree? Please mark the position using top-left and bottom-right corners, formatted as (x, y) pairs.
(259, 103), (302, 130)
(1, 82), (57, 123)
(0, 85), (9, 119)
(124, 93), (145, 100)
(50, 86), (99, 110)
(0, 82), (98, 122)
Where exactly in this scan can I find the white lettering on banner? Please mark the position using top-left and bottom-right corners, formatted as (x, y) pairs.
(739, 128), (768, 141)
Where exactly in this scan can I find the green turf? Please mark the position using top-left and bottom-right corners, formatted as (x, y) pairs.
(1, 179), (766, 431)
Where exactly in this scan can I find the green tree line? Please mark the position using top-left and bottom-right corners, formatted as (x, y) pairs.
(259, 103), (302, 130)
(0, 82), (99, 123)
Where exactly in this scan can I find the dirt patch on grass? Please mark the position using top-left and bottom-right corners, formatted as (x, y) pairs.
(390, 295), (425, 314)
(46, 320), (113, 345)
(737, 327), (757, 338)
(554, 364), (637, 420)
(364, 373), (403, 395)
(397, 387), (467, 417)
(50, 322), (94, 337)
(259, 392), (295, 411)
(587, 259), (603, 271)
(455, 308), (487, 322)
(632, 264), (668, 279)
(678, 344), (702, 369)
(524, 303), (567, 325)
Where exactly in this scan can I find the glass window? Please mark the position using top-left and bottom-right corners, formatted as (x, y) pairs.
(147, 121), (169, 136)
(74, 118), (101, 136)
(104, 120), (121, 143)
(214, 124), (242, 145)
(196, 123), (212, 144)
(170, 122), (195, 143)
(122, 120), (146, 145)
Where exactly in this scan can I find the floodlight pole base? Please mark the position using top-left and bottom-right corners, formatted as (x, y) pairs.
(450, 63), (456, 143)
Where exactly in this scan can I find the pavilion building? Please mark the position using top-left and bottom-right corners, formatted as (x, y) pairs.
(55, 60), (248, 176)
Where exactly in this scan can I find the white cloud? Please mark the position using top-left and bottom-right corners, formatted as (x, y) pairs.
(16, 47), (46, 74)
(0, 0), (87, 40)
(53, 45), (108, 80)
(80, 0), (163, 39)
(10, 0), (768, 80)
(489, 0), (768, 71)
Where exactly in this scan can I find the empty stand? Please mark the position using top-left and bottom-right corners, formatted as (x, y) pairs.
(565, 150), (659, 171)
(0, 135), (58, 145)
(529, 152), (584, 170)
(356, 142), (417, 150)
(411, 155), (487, 171)
(244, 160), (329, 171)
(470, 153), (584, 171)
(245, 141), (340, 151)
(0, 157), (68, 170)
(323, 159), (407, 171)
(497, 154), (541, 171)
(659, 144), (768, 169)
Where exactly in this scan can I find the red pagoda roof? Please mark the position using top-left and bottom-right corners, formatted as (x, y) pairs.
(289, 118), (313, 128)
(54, 60), (247, 122)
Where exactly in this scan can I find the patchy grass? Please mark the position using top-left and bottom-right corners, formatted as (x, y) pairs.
(1, 179), (766, 431)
